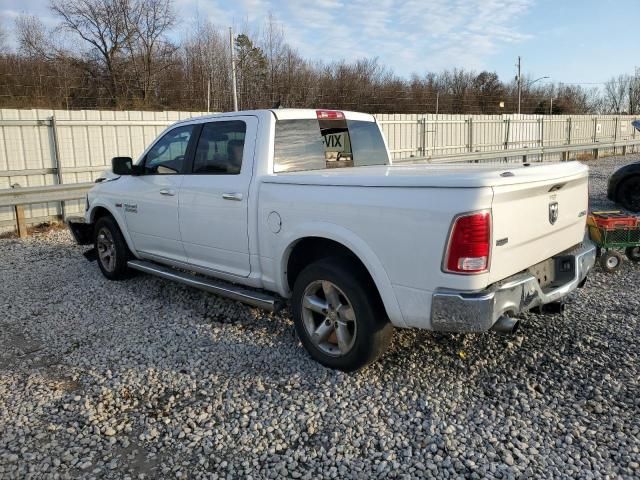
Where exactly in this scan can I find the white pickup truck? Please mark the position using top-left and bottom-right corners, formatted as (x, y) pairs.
(68, 109), (596, 371)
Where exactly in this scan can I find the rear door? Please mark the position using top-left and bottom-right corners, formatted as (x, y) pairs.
(123, 124), (196, 263)
(489, 170), (588, 283)
(179, 116), (257, 277)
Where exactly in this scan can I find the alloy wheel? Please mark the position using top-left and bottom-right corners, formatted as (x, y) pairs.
(96, 227), (116, 273)
(301, 280), (357, 356)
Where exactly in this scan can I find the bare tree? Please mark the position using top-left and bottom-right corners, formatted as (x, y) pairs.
(0, 21), (8, 54)
(261, 13), (285, 106)
(604, 75), (630, 114)
(15, 15), (56, 58)
(123, 0), (176, 105)
(0, 6), (615, 114)
(50, 0), (135, 105)
(182, 19), (230, 111)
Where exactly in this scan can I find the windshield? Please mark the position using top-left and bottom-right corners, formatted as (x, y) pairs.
(274, 119), (389, 173)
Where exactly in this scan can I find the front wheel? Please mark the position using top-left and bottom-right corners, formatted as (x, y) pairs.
(291, 257), (393, 371)
(94, 216), (131, 280)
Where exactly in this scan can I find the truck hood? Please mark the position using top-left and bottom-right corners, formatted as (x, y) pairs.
(265, 161), (588, 188)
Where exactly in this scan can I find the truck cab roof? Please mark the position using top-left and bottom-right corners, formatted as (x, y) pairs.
(174, 108), (377, 125)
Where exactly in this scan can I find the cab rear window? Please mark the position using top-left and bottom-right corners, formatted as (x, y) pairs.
(274, 119), (389, 173)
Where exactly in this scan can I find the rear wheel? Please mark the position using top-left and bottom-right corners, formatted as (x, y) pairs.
(625, 246), (640, 262)
(94, 216), (131, 280)
(291, 257), (393, 371)
(600, 250), (623, 273)
(617, 176), (640, 212)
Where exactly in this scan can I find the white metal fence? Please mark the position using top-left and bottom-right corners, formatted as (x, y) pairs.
(377, 113), (640, 161)
(0, 109), (205, 229)
(1, 109), (639, 231)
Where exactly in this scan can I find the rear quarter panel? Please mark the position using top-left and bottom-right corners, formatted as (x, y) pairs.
(257, 181), (493, 328)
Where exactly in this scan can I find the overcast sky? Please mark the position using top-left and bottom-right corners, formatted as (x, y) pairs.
(0, 0), (637, 85)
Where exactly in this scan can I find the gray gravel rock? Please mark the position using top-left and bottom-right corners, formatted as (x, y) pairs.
(0, 155), (639, 479)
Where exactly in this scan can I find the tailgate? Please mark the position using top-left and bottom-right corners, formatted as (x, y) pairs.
(489, 168), (588, 283)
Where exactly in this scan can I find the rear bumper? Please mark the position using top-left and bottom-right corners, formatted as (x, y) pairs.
(66, 216), (93, 245)
(430, 239), (596, 332)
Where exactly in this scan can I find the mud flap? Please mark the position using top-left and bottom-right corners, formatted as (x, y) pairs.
(83, 248), (97, 262)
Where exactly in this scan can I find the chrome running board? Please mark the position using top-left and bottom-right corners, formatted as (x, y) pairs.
(127, 260), (282, 312)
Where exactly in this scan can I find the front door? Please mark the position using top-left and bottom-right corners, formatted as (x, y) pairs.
(179, 117), (257, 277)
(123, 124), (196, 263)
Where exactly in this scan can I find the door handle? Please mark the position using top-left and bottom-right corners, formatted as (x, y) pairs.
(159, 189), (175, 196)
(222, 192), (243, 201)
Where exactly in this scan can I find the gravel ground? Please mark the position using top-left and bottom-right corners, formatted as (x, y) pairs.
(1, 155), (639, 479)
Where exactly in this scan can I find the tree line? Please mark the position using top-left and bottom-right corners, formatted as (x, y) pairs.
(0, 0), (638, 115)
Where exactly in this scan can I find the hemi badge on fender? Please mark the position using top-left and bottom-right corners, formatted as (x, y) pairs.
(115, 203), (123, 208)
(496, 237), (509, 246)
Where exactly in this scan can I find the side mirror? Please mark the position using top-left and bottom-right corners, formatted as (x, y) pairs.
(112, 156), (135, 175)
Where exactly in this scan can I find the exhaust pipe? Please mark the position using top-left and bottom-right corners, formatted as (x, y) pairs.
(491, 316), (520, 335)
(542, 301), (565, 314)
(530, 302), (565, 315)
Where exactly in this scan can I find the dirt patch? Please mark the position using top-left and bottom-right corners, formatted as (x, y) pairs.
(0, 221), (67, 240)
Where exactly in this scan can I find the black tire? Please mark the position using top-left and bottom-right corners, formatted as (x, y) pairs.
(625, 245), (640, 262)
(617, 176), (640, 212)
(94, 216), (131, 280)
(291, 257), (393, 371)
(599, 250), (623, 273)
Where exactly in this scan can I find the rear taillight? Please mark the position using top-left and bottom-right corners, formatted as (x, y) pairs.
(444, 211), (491, 274)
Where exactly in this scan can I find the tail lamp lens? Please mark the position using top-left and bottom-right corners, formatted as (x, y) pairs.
(445, 211), (491, 274)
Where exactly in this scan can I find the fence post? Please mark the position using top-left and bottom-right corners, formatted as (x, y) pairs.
(564, 117), (572, 161)
(420, 117), (427, 158)
(504, 118), (510, 150)
(538, 118), (543, 147)
(622, 117), (627, 156)
(15, 205), (27, 239)
(540, 117), (545, 162)
(592, 117), (599, 159)
(10, 184), (27, 238)
(50, 115), (65, 220)
(613, 116), (619, 155)
(468, 117), (473, 152)
(432, 116), (438, 159)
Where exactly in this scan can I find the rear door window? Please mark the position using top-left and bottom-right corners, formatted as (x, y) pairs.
(192, 121), (247, 174)
(274, 118), (388, 173)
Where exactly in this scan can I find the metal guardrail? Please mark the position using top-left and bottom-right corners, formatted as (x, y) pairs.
(1, 136), (639, 237)
(394, 139), (640, 164)
(0, 182), (93, 208)
(0, 182), (93, 238)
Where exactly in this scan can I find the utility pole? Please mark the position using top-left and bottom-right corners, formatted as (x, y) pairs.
(549, 97), (553, 115)
(517, 56), (522, 115)
(229, 27), (238, 111)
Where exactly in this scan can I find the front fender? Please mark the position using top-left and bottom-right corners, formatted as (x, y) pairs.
(275, 222), (406, 328)
(87, 201), (139, 257)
